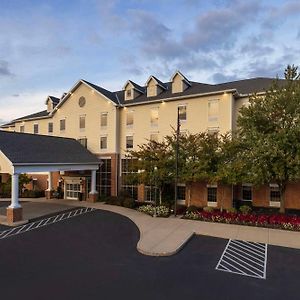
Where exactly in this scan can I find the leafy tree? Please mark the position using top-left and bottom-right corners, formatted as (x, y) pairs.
(237, 65), (300, 213)
(127, 140), (174, 205)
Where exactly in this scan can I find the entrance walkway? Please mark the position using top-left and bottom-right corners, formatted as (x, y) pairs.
(1, 198), (300, 256)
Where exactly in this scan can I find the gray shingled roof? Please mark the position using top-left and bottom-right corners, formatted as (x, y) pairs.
(49, 96), (60, 105)
(0, 131), (100, 165)
(82, 79), (119, 104)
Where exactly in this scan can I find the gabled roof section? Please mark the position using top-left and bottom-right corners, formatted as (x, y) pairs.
(123, 80), (145, 93)
(145, 76), (167, 90)
(0, 131), (100, 165)
(45, 95), (60, 105)
(170, 70), (191, 86)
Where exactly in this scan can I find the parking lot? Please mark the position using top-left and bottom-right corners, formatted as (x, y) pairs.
(0, 208), (300, 300)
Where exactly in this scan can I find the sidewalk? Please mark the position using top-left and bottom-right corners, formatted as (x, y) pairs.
(2, 198), (300, 256)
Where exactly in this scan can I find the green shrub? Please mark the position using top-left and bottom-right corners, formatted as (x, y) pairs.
(203, 206), (214, 212)
(105, 196), (122, 206)
(226, 207), (237, 214)
(21, 190), (45, 198)
(123, 197), (136, 208)
(239, 205), (252, 214)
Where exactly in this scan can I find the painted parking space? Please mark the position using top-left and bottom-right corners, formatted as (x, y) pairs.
(0, 207), (95, 240)
(216, 239), (268, 279)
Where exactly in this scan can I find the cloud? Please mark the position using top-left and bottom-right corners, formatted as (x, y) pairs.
(211, 72), (239, 83)
(183, 1), (261, 51)
(0, 60), (13, 76)
(240, 37), (274, 57)
(128, 9), (186, 60)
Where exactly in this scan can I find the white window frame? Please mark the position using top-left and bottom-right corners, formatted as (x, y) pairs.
(207, 183), (218, 207)
(269, 183), (280, 207)
(126, 135), (134, 149)
(208, 99), (219, 123)
(178, 104), (187, 122)
(150, 107), (159, 128)
(241, 183), (253, 202)
(126, 110), (134, 128)
(100, 135), (108, 151)
(101, 112), (108, 128)
(79, 115), (86, 131)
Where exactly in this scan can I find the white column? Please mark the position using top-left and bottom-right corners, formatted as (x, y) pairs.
(47, 172), (52, 191)
(9, 173), (21, 209)
(90, 170), (97, 194)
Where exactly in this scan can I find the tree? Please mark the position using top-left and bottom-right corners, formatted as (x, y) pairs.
(127, 140), (174, 205)
(237, 65), (300, 213)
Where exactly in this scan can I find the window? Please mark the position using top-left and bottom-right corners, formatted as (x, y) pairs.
(150, 133), (158, 142)
(101, 112), (108, 127)
(66, 183), (80, 200)
(145, 186), (158, 202)
(242, 184), (252, 201)
(178, 105), (187, 122)
(207, 185), (217, 202)
(33, 124), (39, 134)
(270, 184), (281, 202)
(177, 184), (186, 201)
(208, 99), (219, 122)
(126, 89), (132, 98)
(126, 111), (134, 127)
(126, 136), (133, 149)
(60, 119), (66, 131)
(97, 158), (111, 197)
(48, 122), (53, 134)
(121, 158), (138, 200)
(20, 125), (24, 133)
(79, 116), (85, 130)
(150, 108), (159, 127)
(77, 137), (87, 148)
(100, 136), (107, 150)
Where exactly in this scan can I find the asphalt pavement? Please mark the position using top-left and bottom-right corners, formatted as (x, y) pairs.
(0, 209), (299, 300)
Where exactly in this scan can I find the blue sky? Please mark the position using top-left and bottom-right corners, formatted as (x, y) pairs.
(0, 0), (300, 123)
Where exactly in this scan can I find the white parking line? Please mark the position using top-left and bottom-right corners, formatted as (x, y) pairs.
(216, 239), (268, 279)
(0, 207), (96, 240)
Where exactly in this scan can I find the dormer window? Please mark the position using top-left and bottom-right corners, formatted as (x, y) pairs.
(46, 96), (60, 113)
(146, 76), (167, 98)
(170, 71), (191, 94)
(126, 89), (132, 98)
(123, 80), (144, 101)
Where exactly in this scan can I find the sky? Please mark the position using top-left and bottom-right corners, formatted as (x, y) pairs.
(0, 0), (300, 124)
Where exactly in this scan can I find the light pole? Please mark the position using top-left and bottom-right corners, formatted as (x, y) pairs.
(174, 107), (180, 217)
(153, 166), (158, 217)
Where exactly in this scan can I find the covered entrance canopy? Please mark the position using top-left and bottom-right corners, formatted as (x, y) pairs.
(0, 131), (100, 224)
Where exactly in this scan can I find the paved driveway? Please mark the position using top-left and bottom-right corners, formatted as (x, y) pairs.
(0, 209), (299, 300)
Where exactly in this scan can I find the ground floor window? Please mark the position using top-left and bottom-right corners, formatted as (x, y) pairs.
(66, 183), (80, 199)
(242, 184), (252, 201)
(121, 157), (138, 199)
(145, 186), (158, 202)
(177, 184), (186, 201)
(207, 185), (217, 202)
(270, 184), (281, 202)
(97, 158), (111, 197)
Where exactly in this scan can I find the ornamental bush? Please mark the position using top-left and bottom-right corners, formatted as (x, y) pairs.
(138, 205), (170, 217)
(183, 209), (300, 231)
(239, 205), (252, 214)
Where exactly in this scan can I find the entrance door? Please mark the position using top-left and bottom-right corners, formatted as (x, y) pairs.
(66, 183), (81, 200)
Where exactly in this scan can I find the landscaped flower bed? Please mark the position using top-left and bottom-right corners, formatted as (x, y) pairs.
(137, 205), (170, 217)
(184, 209), (300, 231)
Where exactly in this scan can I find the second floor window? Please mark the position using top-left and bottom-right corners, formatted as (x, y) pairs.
(126, 135), (133, 149)
(101, 112), (108, 127)
(48, 122), (53, 134)
(150, 108), (159, 127)
(208, 99), (219, 122)
(150, 133), (158, 142)
(100, 136), (107, 150)
(60, 119), (66, 131)
(178, 105), (187, 122)
(79, 116), (85, 130)
(126, 111), (134, 127)
(33, 124), (39, 134)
